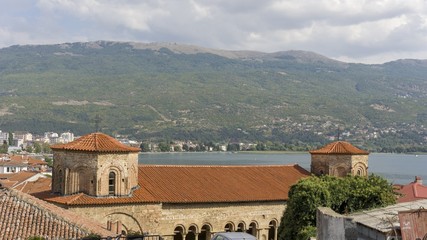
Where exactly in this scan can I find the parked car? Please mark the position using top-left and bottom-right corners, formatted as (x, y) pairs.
(211, 232), (256, 240)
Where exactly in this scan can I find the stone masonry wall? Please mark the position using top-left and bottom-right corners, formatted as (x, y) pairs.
(69, 201), (286, 240)
(53, 151), (98, 195)
(97, 152), (139, 196)
(350, 155), (368, 176)
(53, 151), (138, 196)
(311, 155), (352, 177)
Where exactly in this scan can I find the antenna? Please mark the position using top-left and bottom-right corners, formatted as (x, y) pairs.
(337, 127), (341, 141)
(94, 114), (102, 132)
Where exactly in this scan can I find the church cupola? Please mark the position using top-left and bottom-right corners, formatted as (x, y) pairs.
(309, 141), (369, 177)
(50, 132), (140, 197)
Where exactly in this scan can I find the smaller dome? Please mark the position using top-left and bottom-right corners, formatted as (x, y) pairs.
(309, 141), (369, 155)
(50, 132), (140, 153)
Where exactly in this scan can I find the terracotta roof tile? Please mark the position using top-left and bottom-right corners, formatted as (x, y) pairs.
(0, 186), (114, 239)
(396, 176), (427, 203)
(51, 132), (140, 153)
(0, 171), (40, 188)
(38, 164), (310, 205)
(18, 177), (52, 195)
(309, 141), (369, 155)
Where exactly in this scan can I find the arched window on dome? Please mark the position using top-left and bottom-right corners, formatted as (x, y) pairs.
(109, 171), (116, 196)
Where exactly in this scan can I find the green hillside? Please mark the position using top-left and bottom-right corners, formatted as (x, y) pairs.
(0, 41), (426, 151)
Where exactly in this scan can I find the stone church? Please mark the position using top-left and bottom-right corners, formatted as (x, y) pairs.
(309, 141), (369, 177)
(40, 133), (368, 240)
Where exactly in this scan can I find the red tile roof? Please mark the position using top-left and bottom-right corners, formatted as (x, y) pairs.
(0, 156), (27, 167)
(0, 171), (40, 188)
(395, 176), (427, 203)
(16, 177), (52, 195)
(309, 141), (369, 155)
(0, 186), (114, 239)
(38, 164), (310, 206)
(50, 132), (140, 153)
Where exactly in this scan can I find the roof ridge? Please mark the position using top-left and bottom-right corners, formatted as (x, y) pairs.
(51, 132), (140, 153)
(66, 192), (85, 204)
(94, 132), (99, 150)
(139, 164), (300, 168)
(309, 141), (369, 155)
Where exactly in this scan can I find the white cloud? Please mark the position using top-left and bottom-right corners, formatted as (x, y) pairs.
(0, 0), (426, 63)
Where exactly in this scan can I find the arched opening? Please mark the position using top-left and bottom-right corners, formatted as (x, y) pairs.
(109, 171), (116, 196)
(174, 226), (185, 240)
(224, 222), (234, 232)
(237, 222), (246, 232)
(353, 163), (367, 177)
(199, 224), (211, 240)
(268, 220), (277, 240)
(246, 222), (257, 237)
(186, 225), (197, 240)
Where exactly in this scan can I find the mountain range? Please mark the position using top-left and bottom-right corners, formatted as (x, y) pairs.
(0, 41), (426, 149)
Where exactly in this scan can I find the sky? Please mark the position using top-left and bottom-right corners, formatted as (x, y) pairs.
(1, 0), (427, 64)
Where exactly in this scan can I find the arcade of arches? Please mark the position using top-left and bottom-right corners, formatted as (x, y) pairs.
(68, 201), (285, 240)
(173, 220), (278, 240)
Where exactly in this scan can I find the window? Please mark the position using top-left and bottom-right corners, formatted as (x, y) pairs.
(109, 172), (116, 195)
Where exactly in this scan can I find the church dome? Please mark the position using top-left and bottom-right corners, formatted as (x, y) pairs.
(309, 141), (369, 155)
(50, 132), (140, 153)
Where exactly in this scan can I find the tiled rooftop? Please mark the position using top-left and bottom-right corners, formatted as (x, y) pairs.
(395, 176), (427, 203)
(16, 177), (52, 195)
(0, 171), (41, 188)
(50, 132), (141, 153)
(0, 186), (114, 239)
(309, 141), (369, 155)
(38, 164), (310, 205)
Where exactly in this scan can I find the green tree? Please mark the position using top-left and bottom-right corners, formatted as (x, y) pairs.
(8, 132), (13, 146)
(278, 175), (397, 240)
(41, 142), (52, 154)
(173, 145), (182, 152)
(0, 140), (8, 153)
(26, 145), (33, 153)
(158, 142), (170, 152)
(140, 142), (150, 152)
(44, 156), (53, 167)
(33, 142), (42, 153)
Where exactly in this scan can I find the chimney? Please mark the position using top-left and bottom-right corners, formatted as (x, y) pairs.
(415, 176), (423, 185)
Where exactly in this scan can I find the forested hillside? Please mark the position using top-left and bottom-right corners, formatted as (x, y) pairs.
(1, 41), (426, 151)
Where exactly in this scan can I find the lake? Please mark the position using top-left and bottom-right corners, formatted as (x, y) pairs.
(139, 152), (427, 184)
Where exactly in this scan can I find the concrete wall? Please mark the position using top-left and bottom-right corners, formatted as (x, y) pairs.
(316, 207), (358, 240)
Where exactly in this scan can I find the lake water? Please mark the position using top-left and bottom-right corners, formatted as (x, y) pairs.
(139, 152), (427, 184)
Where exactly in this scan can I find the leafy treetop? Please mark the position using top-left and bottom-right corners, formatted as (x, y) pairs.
(278, 174), (398, 240)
